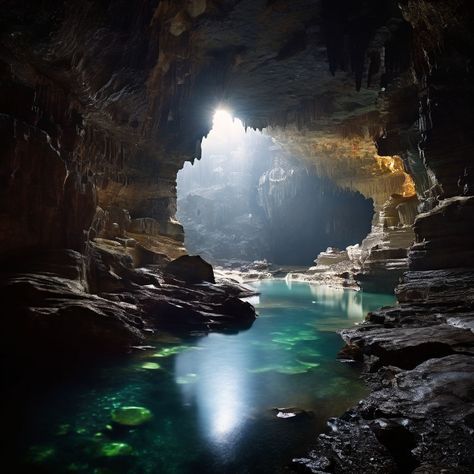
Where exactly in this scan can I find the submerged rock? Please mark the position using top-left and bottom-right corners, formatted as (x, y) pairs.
(140, 362), (161, 370)
(272, 407), (314, 421)
(26, 445), (56, 464)
(99, 442), (134, 457)
(111, 407), (153, 426)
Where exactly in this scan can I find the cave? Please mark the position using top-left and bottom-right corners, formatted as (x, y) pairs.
(177, 109), (374, 266)
(1, 1), (474, 473)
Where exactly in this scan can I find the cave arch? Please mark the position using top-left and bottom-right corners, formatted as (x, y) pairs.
(177, 110), (375, 266)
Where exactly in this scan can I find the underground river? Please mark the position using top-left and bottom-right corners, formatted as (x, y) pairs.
(13, 281), (395, 473)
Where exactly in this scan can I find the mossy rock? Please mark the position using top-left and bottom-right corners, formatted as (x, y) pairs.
(152, 345), (191, 358)
(140, 362), (161, 370)
(296, 359), (320, 369)
(99, 442), (133, 457)
(111, 406), (153, 426)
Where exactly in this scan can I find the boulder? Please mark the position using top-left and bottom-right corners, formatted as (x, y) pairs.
(165, 255), (215, 284)
(111, 406), (153, 426)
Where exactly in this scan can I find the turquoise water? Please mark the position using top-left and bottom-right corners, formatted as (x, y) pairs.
(13, 281), (395, 473)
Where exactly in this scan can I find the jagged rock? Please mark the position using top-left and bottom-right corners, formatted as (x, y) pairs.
(129, 218), (160, 236)
(341, 324), (474, 370)
(1, 271), (145, 355)
(410, 197), (474, 270)
(165, 255), (215, 284)
(293, 417), (398, 473)
(296, 356), (474, 473)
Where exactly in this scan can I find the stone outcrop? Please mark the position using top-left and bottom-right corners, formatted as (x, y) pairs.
(410, 196), (474, 271)
(295, 269), (474, 473)
(294, 355), (474, 473)
(165, 255), (215, 284)
(1, 248), (256, 361)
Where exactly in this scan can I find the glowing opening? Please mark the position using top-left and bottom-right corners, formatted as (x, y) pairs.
(208, 109), (245, 139)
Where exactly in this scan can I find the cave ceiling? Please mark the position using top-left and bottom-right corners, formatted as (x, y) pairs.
(0, 0), (432, 253)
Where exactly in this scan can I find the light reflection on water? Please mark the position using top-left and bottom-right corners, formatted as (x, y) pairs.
(169, 281), (394, 467)
(15, 281), (395, 474)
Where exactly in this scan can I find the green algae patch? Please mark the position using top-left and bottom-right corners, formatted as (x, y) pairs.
(248, 365), (280, 374)
(140, 362), (161, 370)
(296, 359), (320, 369)
(271, 336), (297, 346)
(276, 366), (308, 375)
(27, 445), (56, 463)
(297, 347), (321, 358)
(111, 406), (153, 426)
(99, 442), (134, 457)
(271, 329), (319, 347)
(55, 423), (72, 436)
(152, 345), (194, 358)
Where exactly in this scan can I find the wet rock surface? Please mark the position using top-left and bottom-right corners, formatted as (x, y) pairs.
(1, 247), (256, 360)
(296, 269), (474, 473)
(164, 255), (215, 284)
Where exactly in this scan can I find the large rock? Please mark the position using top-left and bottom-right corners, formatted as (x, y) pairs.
(165, 255), (215, 284)
(340, 324), (474, 370)
(294, 355), (474, 473)
(410, 197), (474, 270)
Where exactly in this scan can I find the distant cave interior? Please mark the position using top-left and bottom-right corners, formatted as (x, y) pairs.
(177, 110), (374, 266)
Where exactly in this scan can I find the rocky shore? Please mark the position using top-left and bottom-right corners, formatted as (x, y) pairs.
(292, 197), (474, 473)
(1, 246), (257, 361)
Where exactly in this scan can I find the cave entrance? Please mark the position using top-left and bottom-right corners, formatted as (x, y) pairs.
(176, 110), (374, 267)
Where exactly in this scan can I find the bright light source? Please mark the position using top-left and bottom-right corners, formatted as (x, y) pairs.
(209, 109), (245, 137)
(212, 109), (235, 131)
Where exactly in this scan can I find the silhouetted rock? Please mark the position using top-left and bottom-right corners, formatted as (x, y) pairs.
(165, 255), (215, 284)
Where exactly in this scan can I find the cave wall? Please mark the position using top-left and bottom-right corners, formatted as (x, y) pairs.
(0, 0), (209, 258)
(0, 0), (422, 265)
(1, 0), (473, 277)
(401, 1), (474, 271)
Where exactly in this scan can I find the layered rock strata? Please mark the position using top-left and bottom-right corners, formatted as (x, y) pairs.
(2, 248), (256, 361)
(294, 1), (474, 471)
(295, 268), (474, 473)
(288, 193), (417, 293)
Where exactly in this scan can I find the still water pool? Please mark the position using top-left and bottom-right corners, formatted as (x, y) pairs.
(14, 281), (395, 473)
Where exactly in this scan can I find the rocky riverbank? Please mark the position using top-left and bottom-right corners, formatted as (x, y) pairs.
(1, 246), (257, 361)
(293, 267), (474, 473)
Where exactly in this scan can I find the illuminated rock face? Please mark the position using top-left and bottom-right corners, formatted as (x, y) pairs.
(177, 124), (373, 265)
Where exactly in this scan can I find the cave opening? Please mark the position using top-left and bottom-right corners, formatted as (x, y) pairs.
(177, 110), (374, 267)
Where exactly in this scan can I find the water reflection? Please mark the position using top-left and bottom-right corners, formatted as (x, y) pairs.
(309, 285), (367, 319)
(15, 281), (395, 474)
(173, 281), (395, 462)
(175, 335), (250, 448)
